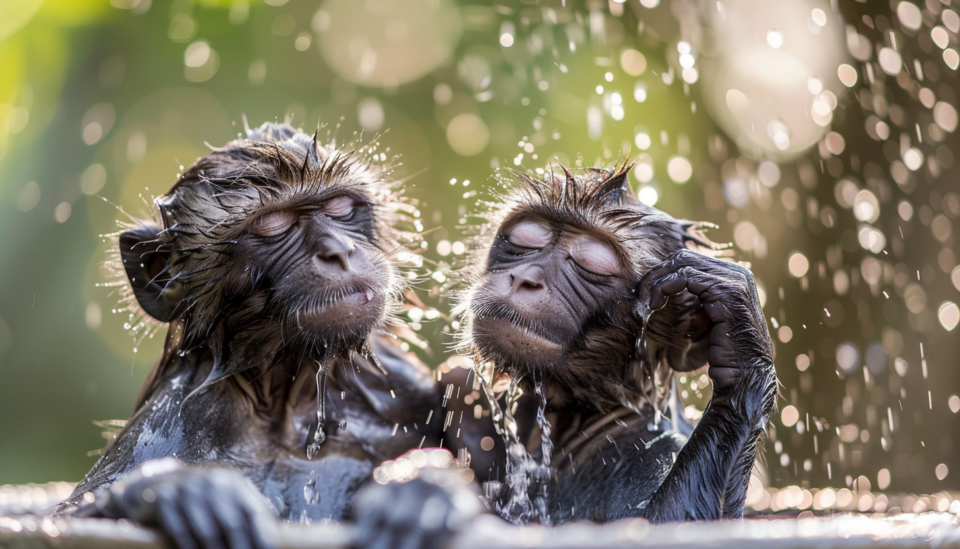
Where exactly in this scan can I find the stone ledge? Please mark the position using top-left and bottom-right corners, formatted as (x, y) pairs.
(1, 512), (958, 549)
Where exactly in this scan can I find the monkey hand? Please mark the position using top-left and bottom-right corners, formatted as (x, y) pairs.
(348, 449), (482, 549)
(636, 249), (777, 425)
(88, 458), (277, 549)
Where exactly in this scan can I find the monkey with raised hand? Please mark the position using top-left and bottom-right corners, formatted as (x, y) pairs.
(54, 123), (459, 549)
(365, 161), (777, 528)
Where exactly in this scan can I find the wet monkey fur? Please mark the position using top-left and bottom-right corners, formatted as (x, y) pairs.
(54, 123), (450, 548)
(437, 161), (778, 524)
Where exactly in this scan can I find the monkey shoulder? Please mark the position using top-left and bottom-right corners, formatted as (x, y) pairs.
(333, 335), (441, 432)
(61, 371), (256, 508)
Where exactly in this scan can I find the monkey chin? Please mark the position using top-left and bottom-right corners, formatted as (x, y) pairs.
(287, 289), (386, 350)
(471, 316), (566, 370)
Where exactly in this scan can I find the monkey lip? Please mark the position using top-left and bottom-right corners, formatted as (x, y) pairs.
(317, 288), (379, 307)
(295, 287), (384, 326)
(339, 288), (379, 305)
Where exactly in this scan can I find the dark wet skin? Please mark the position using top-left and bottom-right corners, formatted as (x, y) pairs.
(386, 168), (778, 530)
(62, 336), (438, 525)
(53, 124), (464, 549)
(471, 230), (777, 522)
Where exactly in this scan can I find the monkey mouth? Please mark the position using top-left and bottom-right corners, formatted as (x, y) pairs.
(306, 289), (382, 313)
(324, 287), (379, 307)
(288, 284), (385, 334)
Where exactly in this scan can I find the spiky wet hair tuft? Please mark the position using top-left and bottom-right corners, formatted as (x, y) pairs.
(457, 159), (724, 411)
(104, 122), (421, 355)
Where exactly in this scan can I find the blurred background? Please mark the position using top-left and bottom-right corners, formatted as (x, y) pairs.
(0, 0), (958, 514)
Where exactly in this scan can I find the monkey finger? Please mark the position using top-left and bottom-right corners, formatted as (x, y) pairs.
(707, 366), (740, 390)
(363, 528), (398, 549)
(640, 259), (716, 308)
(202, 490), (252, 549)
(181, 497), (227, 549)
(707, 340), (738, 371)
(395, 523), (431, 549)
(635, 272), (677, 314)
(648, 273), (685, 310)
(701, 301), (729, 321)
(156, 499), (199, 549)
(208, 471), (276, 549)
(238, 498), (276, 549)
(645, 267), (715, 311)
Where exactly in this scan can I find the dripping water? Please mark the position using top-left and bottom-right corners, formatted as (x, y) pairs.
(532, 379), (553, 523)
(303, 470), (320, 504)
(306, 360), (330, 459)
(363, 343), (389, 376)
(476, 365), (555, 525)
(635, 309), (654, 431)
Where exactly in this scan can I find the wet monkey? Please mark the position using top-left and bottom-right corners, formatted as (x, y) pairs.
(55, 123), (450, 548)
(436, 162), (778, 524)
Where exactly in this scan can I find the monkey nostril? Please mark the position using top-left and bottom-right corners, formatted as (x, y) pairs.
(509, 269), (546, 293)
(512, 277), (546, 294)
(519, 280), (543, 291)
(315, 251), (351, 271)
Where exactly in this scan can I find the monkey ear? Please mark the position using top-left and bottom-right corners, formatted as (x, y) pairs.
(119, 224), (179, 322)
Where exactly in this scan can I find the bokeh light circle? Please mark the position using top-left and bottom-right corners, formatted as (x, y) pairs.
(788, 252), (809, 277)
(446, 114), (489, 156)
(781, 405), (799, 427)
(938, 301), (960, 331)
(667, 156), (692, 183)
(316, 0), (462, 87)
(836, 342), (860, 373)
(698, 0), (846, 160)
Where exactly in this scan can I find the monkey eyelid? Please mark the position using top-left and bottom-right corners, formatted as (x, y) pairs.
(504, 219), (554, 249)
(566, 237), (622, 277)
(323, 195), (356, 218)
(249, 209), (298, 237)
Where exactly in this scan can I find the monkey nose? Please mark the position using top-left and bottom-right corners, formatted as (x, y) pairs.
(509, 265), (547, 294)
(314, 241), (356, 271)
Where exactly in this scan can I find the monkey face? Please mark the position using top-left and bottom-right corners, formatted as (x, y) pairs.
(229, 192), (393, 351)
(460, 162), (718, 405)
(469, 215), (636, 370)
(117, 124), (409, 361)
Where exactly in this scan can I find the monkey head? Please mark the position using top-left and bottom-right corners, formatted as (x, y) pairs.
(114, 122), (414, 379)
(460, 162), (717, 408)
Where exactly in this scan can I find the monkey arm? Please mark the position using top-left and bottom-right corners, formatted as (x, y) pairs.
(635, 249), (778, 521)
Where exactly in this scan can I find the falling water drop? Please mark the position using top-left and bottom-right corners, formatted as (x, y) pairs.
(306, 361), (330, 459)
(303, 470), (320, 504)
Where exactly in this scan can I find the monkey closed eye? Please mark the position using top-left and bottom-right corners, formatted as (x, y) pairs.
(251, 209), (298, 237)
(567, 237), (621, 277)
(323, 195), (356, 219)
(505, 220), (553, 249)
